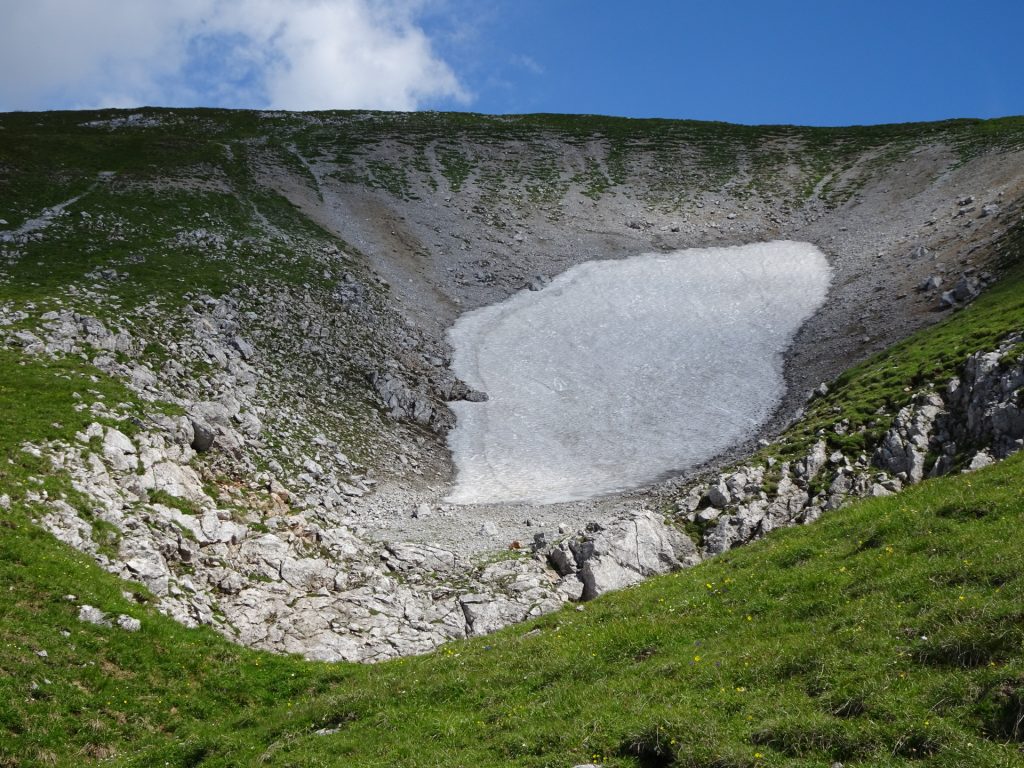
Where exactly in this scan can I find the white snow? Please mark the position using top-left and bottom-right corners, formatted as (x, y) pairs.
(445, 241), (832, 505)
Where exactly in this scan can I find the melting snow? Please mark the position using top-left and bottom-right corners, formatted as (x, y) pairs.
(446, 241), (831, 504)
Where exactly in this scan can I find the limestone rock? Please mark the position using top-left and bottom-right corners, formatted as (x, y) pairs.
(382, 542), (462, 575)
(706, 481), (730, 509)
(795, 440), (828, 481)
(116, 614), (142, 632)
(460, 593), (531, 636)
(141, 462), (211, 507)
(189, 417), (216, 452)
(578, 556), (643, 599)
(566, 511), (699, 601)
(101, 428), (137, 472)
(874, 393), (945, 483)
(966, 451), (995, 471)
(121, 539), (171, 596)
(78, 605), (111, 626)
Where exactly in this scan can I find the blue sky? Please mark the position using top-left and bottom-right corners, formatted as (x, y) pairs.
(431, 0), (1024, 125)
(1, 0), (1022, 125)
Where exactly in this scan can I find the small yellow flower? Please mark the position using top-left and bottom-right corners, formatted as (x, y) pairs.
(693, 655), (701, 662)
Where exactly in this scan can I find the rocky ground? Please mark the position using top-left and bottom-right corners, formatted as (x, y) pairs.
(2, 110), (1023, 661)
(271, 117), (1024, 553)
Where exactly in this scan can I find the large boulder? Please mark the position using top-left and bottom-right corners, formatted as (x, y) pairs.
(561, 510), (699, 601)
(140, 462), (211, 507)
(459, 593), (532, 635)
(189, 417), (216, 452)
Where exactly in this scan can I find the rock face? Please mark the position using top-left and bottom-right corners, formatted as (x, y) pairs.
(0, 296), (514, 662)
(682, 332), (1024, 558)
(11, 299), (700, 662)
(948, 339), (1024, 458)
(872, 333), (1024, 481)
(874, 394), (945, 483)
(554, 512), (700, 600)
(540, 513), (699, 600)
(35, 417), (696, 660)
(371, 371), (436, 427)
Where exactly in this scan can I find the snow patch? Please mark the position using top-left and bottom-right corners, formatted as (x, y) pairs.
(445, 241), (831, 504)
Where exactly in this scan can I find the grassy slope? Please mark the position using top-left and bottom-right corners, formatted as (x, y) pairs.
(0, 109), (404, 467)
(5, 110), (1024, 221)
(2, 397), (1023, 767)
(0, 111), (335, 311)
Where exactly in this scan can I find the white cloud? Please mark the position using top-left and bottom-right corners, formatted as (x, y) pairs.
(0, 0), (469, 111)
(510, 54), (544, 76)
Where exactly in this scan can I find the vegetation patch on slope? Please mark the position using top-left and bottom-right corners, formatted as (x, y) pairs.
(768, 223), (1024, 466)
(2, 435), (1023, 767)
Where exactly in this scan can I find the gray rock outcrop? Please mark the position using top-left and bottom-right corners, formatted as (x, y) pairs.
(547, 511), (700, 601)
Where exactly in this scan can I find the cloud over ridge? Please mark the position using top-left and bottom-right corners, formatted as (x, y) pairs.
(0, 0), (468, 112)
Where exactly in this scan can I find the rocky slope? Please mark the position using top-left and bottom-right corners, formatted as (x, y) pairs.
(1, 109), (1023, 661)
(672, 332), (1024, 557)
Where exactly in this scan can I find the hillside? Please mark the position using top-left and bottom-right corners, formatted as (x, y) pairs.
(3, 385), (1024, 767)
(1, 108), (1024, 765)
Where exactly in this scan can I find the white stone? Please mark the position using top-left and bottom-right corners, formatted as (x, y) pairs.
(78, 604), (110, 626)
(102, 428), (137, 472)
(116, 614), (142, 632)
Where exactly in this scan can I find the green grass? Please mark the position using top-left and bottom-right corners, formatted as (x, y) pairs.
(0, 346), (148, 460)
(437, 145), (475, 193)
(2, 444), (1024, 766)
(165, 458), (1024, 768)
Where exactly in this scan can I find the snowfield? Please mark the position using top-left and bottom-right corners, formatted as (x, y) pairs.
(446, 241), (831, 504)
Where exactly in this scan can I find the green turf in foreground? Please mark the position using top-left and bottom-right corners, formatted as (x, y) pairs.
(3, 446), (1024, 766)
